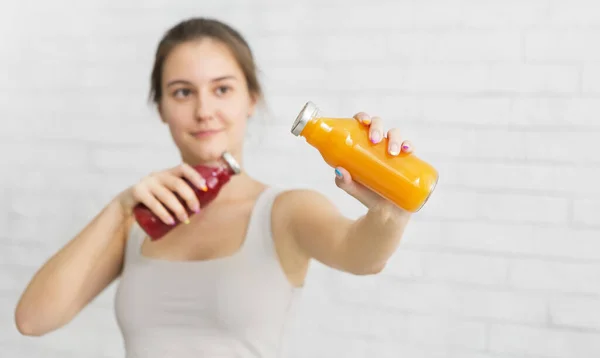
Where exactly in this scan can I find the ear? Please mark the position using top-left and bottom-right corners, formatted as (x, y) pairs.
(248, 94), (259, 118)
(157, 102), (167, 123)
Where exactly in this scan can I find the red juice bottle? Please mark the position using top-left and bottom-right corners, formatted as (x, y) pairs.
(133, 151), (241, 241)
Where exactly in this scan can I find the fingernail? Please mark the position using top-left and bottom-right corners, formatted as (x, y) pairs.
(389, 143), (400, 155)
(193, 205), (200, 213)
(168, 218), (176, 225)
(358, 113), (371, 124)
(402, 144), (411, 151)
(184, 218), (190, 224)
(201, 183), (208, 192)
(371, 130), (381, 143)
(335, 168), (342, 178)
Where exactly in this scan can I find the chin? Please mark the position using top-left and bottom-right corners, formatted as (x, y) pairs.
(175, 128), (243, 165)
(184, 142), (229, 164)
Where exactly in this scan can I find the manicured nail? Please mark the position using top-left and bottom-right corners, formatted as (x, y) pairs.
(201, 183), (208, 192)
(371, 130), (381, 143)
(168, 218), (176, 225)
(402, 144), (411, 151)
(358, 113), (371, 124)
(335, 168), (342, 178)
(389, 143), (400, 155)
(184, 218), (190, 224)
(192, 205), (200, 213)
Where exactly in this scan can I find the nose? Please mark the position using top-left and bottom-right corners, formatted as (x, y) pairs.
(194, 91), (216, 121)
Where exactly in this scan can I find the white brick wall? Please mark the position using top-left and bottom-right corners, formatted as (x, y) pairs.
(1, 0), (599, 357)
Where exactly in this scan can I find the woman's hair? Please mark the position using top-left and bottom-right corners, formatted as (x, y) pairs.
(149, 17), (263, 105)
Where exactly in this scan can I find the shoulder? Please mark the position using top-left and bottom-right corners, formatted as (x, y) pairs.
(269, 187), (355, 274)
(274, 188), (330, 203)
(273, 188), (337, 219)
(264, 189), (330, 287)
(271, 187), (350, 240)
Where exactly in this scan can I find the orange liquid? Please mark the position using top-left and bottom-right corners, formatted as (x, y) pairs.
(298, 116), (438, 212)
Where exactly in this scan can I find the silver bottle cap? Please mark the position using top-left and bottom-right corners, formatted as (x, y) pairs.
(221, 151), (241, 174)
(291, 101), (320, 136)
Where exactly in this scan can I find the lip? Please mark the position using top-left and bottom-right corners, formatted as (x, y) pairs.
(191, 129), (223, 139)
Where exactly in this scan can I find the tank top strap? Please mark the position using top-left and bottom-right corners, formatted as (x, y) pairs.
(240, 186), (284, 259)
(124, 221), (146, 263)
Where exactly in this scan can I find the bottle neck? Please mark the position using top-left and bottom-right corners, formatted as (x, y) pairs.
(191, 155), (240, 182)
(219, 151), (242, 176)
(301, 117), (332, 148)
(212, 163), (237, 177)
(222, 165), (238, 176)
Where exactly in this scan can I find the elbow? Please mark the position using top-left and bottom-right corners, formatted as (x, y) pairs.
(347, 261), (387, 276)
(16, 324), (44, 337)
(14, 306), (52, 337)
(15, 313), (42, 337)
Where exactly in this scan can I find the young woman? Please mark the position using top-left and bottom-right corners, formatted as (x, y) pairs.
(15, 17), (415, 357)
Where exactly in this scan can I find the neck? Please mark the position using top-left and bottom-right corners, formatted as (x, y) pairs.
(217, 170), (258, 201)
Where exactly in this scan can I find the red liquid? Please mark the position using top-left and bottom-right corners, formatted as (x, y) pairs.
(133, 154), (240, 240)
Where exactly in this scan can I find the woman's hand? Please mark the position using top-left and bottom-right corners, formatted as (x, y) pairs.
(334, 111), (414, 212)
(117, 163), (208, 225)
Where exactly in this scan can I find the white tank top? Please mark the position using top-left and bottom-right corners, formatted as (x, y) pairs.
(114, 187), (303, 358)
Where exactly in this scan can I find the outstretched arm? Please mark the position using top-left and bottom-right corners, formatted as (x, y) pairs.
(281, 189), (410, 275)
(281, 110), (414, 275)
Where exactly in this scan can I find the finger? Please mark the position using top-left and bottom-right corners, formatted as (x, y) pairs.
(386, 128), (402, 156)
(369, 116), (384, 144)
(177, 163), (208, 191)
(334, 167), (382, 208)
(162, 175), (201, 214)
(401, 140), (414, 153)
(134, 186), (176, 225)
(148, 178), (191, 224)
(334, 167), (352, 186)
(353, 112), (372, 126)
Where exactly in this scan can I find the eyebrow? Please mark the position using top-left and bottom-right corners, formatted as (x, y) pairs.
(166, 76), (237, 87)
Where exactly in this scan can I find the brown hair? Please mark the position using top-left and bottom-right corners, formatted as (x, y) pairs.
(149, 18), (263, 105)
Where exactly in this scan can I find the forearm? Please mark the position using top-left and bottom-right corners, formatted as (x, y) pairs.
(342, 202), (411, 274)
(16, 198), (131, 333)
(23, 199), (129, 293)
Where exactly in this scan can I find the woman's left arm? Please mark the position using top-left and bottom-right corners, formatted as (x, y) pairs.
(281, 111), (414, 275)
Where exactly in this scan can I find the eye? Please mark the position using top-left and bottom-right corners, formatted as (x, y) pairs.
(215, 86), (232, 96)
(173, 88), (192, 98)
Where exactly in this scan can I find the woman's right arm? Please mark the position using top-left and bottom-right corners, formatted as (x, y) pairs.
(14, 198), (133, 336)
(14, 163), (206, 337)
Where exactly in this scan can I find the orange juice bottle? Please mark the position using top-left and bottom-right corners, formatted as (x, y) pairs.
(290, 101), (438, 212)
